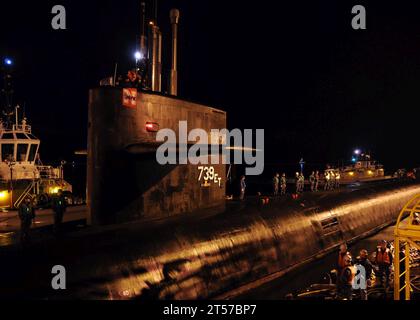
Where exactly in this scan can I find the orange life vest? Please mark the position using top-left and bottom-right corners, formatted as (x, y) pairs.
(376, 248), (391, 265)
(341, 265), (357, 285)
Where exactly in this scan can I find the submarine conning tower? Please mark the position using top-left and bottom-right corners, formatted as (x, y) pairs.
(88, 6), (227, 225)
(88, 89), (226, 225)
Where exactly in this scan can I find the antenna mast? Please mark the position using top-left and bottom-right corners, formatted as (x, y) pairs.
(1, 58), (15, 126)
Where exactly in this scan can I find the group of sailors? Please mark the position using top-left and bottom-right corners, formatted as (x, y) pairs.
(336, 241), (393, 300)
(271, 169), (341, 196)
(18, 189), (67, 244)
(323, 169), (341, 191)
(118, 69), (143, 88)
(271, 173), (288, 196)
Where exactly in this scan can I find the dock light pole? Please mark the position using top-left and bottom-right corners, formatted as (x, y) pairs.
(299, 158), (305, 174)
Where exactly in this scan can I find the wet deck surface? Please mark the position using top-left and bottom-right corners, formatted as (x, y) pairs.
(0, 206), (87, 246)
(0, 206), (87, 232)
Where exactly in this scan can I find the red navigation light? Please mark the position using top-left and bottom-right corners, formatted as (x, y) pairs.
(146, 122), (159, 132)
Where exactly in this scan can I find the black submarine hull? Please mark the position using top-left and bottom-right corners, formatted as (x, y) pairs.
(1, 181), (419, 299)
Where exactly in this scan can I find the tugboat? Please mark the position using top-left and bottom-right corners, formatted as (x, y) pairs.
(340, 152), (386, 183)
(0, 109), (73, 210)
(0, 60), (72, 210)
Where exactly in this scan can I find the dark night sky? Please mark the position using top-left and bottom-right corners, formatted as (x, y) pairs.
(1, 0), (420, 173)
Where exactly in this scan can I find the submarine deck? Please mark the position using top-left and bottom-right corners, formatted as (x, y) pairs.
(0, 179), (407, 247)
(0, 179), (418, 299)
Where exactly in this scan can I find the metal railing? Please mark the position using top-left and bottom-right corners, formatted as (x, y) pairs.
(36, 166), (61, 179)
(394, 194), (420, 300)
(12, 124), (32, 133)
(14, 180), (36, 208)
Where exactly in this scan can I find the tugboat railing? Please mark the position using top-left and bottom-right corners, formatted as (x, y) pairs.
(36, 166), (61, 179)
(14, 180), (36, 208)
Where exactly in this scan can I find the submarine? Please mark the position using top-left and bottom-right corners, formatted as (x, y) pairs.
(1, 180), (419, 299)
(1, 3), (420, 300)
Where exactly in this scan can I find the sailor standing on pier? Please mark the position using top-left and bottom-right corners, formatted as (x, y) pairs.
(280, 173), (287, 195)
(335, 171), (341, 189)
(295, 172), (300, 194)
(18, 197), (35, 244)
(52, 189), (67, 235)
(324, 170), (330, 191)
(314, 171), (320, 192)
(298, 173), (305, 193)
(309, 171), (316, 192)
(272, 173), (280, 196)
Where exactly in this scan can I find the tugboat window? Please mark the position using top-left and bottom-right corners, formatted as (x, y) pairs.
(17, 144), (29, 162)
(2, 133), (14, 139)
(28, 144), (38, 162)
(16, 133), (28, 139)
(1, 144), (15, 161)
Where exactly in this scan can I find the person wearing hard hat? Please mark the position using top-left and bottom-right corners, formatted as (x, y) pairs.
(374, 240), (393, 288)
